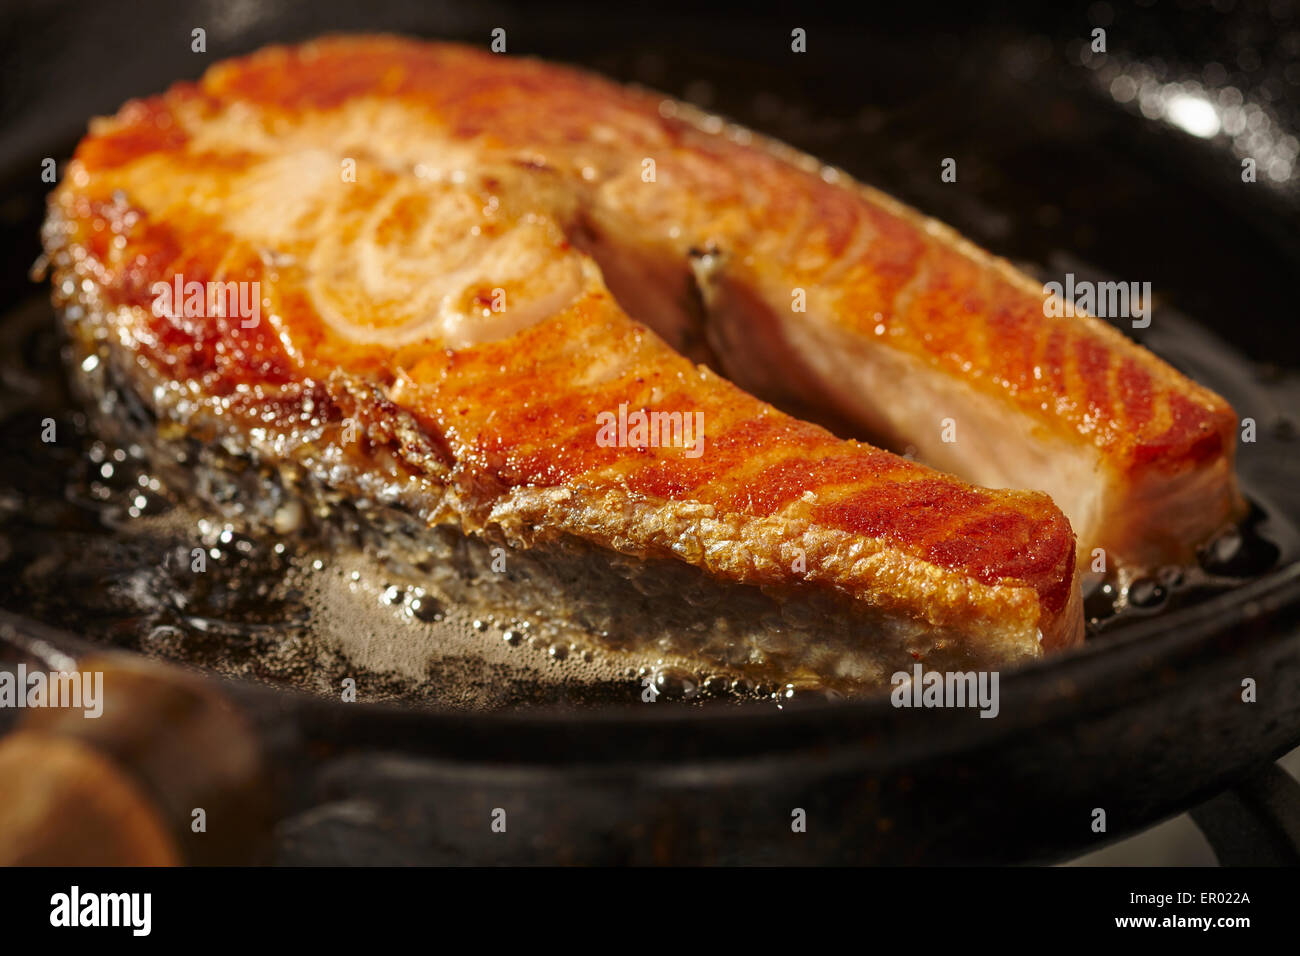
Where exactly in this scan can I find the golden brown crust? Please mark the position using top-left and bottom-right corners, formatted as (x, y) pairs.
(47, 35), (1098, 655)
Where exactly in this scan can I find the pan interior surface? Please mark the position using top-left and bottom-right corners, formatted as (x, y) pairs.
(2, 27), (1298, 718)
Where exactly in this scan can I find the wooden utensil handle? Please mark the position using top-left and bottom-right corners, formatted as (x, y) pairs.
(0, 654), (271, 865)
(0, 731), (179, 866)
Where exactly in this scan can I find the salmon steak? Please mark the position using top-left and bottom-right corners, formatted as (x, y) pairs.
(41, 35), (1242, 690)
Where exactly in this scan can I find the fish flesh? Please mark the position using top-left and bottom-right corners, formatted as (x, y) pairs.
(42, 35), (1241, 688)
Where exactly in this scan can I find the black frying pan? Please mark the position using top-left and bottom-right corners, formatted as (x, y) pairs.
(1, 0), (1298, 864)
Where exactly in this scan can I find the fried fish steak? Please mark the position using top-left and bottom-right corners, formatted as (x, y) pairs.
(44, 36), (1097, 689)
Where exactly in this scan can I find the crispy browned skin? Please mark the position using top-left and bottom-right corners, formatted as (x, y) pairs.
(45, 35), (1093, 668)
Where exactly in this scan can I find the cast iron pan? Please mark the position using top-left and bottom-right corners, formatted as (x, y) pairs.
(0, 0), (1298, 864)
